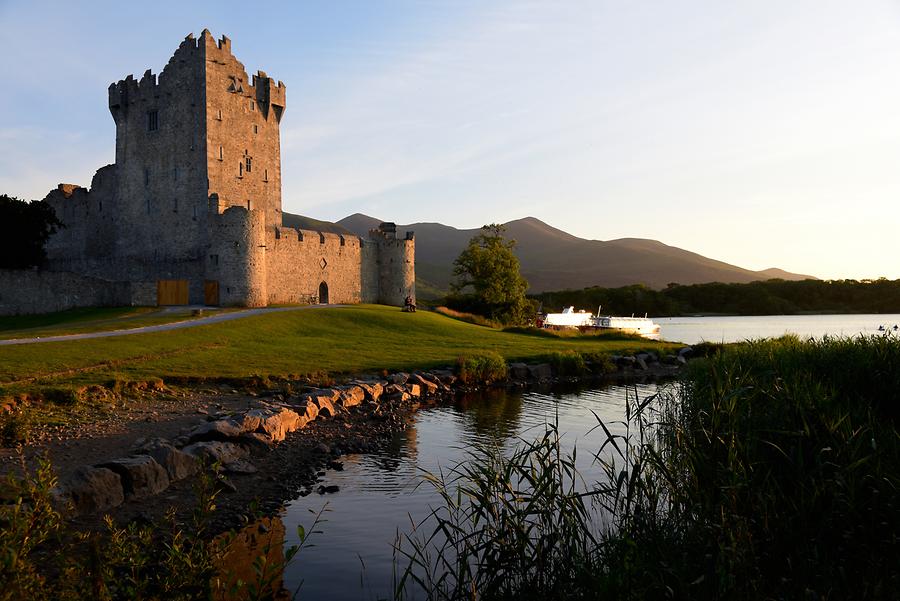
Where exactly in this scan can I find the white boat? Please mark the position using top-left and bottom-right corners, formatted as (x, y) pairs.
(542, 306), (661, 339)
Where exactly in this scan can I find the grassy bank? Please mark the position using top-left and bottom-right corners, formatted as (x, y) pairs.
(0, 305), (674, 393)
(0, 306), (238, 341)
(398, 334), (900, 599)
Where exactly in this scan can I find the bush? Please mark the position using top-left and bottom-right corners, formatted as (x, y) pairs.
(545, 350), (586, 376)
(434, 306), (501, 329)
(456, 352), (508, 385)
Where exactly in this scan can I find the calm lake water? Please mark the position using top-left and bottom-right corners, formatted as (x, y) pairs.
(657, 313), (900, 345)
(281, 382), (658, 601)
(275, 313), (900, 599)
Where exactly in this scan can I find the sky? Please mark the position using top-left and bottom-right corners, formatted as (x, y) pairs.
(1, 0), (899, 280)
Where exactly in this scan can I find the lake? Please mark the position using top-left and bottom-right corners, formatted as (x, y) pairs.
(657, 313), (900, 345)
(280, 382), (659, 600)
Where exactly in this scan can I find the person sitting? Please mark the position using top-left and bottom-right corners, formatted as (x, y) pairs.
(404, 295), (416, 312)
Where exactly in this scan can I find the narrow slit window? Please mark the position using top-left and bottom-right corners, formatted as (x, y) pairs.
(173, 198), (178, 213)
(239, 162), (243, 177)
(146, 198), (152, 214)
(253, 124), (258, 134)
(250, 100), (255, 111)
(147, 110), (158, 131)
(264, 169), (268, 182)
(144, 168), (150, 186)
(245, 157), (252, 173)
(219, 146), (224, 161)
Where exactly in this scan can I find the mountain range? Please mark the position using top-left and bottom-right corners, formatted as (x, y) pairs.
(283, 212), (815, 297)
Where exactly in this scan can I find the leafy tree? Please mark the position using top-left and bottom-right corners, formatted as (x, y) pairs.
(450, 224), (534, 324)
(0, 195), (63, 269)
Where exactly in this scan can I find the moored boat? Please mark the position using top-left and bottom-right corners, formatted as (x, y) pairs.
(542, 306), (661, 339)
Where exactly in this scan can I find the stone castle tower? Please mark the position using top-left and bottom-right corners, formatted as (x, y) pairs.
(41, 30), (414, 309)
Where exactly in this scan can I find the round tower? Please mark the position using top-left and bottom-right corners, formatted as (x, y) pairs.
(210, 205), (267, 307)
(373, 224), (415, 306)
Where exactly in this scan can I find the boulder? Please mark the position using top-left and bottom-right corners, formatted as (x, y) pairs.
(388, 372), (410, 385)
(430, 369), (457, 385)
(247, 407), (302, 442)
(136, 439), (199, 481)
(409, 374), (438, 395)
(293, 398), (320, 422)
(634, 355), (649, 371)
(183, 441), (250, 465)
(188, 418), (246, 442)
(406, 383), (422, 397)
(314, 396), (337, 417)
(98, 456), (169, 499)
(337, 385), (366, 408)
(508, 362), (529, 380)
(617, 355), (636, 367)
(353, 381), (384, 402)
(57, 466), (124, 515)
(223, 460), (258, 474)
(240, 432), (275, 452)
(527, 363), (553, 381)
(383, 391), (411, 402)
(678, 346), (694, 357)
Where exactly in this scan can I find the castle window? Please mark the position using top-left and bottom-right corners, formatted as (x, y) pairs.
(246, 200), (252, 210)
(192, 205), (197, 220)
(148, 110), (158, 132)
(238, 162), (243, 178)
(144, 168), (150, 186)
(210, 254), (219, 266)
(263, 169), (268, 182)
(250, 100), (255, 111)
(173, 198), (178, 213)
(253, 124), (258, 134)
(219, 146), (223, 161)
(173, 167), (178, 181)
(146, 198), (152, 214)
(217, 109), (222, 121)
(245, 157), (252, 173)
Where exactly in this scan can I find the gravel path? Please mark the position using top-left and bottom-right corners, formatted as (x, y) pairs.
(0, 305), (332, 346)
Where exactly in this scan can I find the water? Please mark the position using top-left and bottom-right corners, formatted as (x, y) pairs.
(280, 383), (658, 601)
(657, 313), (900, 345)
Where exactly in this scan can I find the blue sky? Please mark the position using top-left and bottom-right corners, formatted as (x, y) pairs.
(1, 0), (899, 280)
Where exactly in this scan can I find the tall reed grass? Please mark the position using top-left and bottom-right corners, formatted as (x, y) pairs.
(396, 334), (900, 599)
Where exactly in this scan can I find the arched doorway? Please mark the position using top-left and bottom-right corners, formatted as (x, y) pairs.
(318, 281), (329, 304)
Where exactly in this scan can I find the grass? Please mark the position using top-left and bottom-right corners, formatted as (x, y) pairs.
(0, 306), (239, 340)
(0, 305), (676, 393)
(396, 334), (900, 600)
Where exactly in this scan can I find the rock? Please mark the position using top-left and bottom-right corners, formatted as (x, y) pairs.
(328, 460), (344, 471)
(661, 354), (679, 366)
(678, 346), (694, 357)
(57, 466), (124, 515)
(677, 354), (688, 365)
(406, 383), (422, 397)
(216, 475), (238, 493)
(409, 373), (438, 395)
(430, 369), (457, 385)
(634, 355), (649, 371)
(294, 398), (320, 422)
(316, 485), (340, 494)
(313, 395), (336, 417)
(246, 407), (302, 442)
(136, 439), (199, 481)
(617, 355), (636, 367)
(188, 418), (246, 442)
(353, 381), (384, 402)
(384, 391), (411, 402)
(337, 385), (366, 408)
(223, 460), (258, 474)
(527, 363), (553, 381)
(183, 441), (250, 465)
(508, 362), (529, 380)
(239, 432), (275, 451)
(388, 372), (409, 385)
(98, 456), (170, 499)
(315, 442), (331, 454)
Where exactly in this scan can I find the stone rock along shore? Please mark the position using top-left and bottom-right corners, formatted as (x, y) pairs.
(52, 347), (692, 517)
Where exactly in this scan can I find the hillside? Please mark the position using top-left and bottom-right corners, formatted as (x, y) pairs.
(332, 213), (814, 294)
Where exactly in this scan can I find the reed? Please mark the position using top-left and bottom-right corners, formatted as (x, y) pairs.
(396, 334), (900, 599)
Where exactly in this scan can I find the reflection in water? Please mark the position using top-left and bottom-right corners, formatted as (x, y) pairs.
(280, 381), (660, 601)
(215, 515), (289, 601)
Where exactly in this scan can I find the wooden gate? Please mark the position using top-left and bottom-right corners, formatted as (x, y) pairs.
(204, 280), (220, 306)
(157, 280), (189, 305)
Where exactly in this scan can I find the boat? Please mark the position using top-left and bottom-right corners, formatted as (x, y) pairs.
(542, 306), (661, 339)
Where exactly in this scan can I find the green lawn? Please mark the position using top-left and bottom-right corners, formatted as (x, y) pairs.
(0, 305), (679, 392)
(0, 306), (238, 340)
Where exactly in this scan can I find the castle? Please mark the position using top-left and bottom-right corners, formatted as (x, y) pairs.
(18, 30), (414, 312)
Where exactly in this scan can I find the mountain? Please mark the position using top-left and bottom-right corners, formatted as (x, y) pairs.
(284, 212), (815, 295)
(281, 213), (353, 235)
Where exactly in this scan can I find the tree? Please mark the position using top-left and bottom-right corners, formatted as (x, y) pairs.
(450, 224), (534, 325)
(0, 195), (64, 269)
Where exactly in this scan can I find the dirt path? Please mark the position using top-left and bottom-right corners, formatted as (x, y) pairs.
(0, 305), (333, 346)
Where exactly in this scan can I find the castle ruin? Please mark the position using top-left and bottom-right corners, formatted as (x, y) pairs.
(5, 30), (414, 314)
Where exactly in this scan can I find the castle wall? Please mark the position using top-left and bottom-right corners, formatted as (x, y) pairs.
(208, 206), (267, 307)
(0, 269), (154, 316)
(205, 34), (285, 230)
(265, 228), (364, 305)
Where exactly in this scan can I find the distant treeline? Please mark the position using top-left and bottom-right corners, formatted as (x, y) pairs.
(530, 279), (900, 316)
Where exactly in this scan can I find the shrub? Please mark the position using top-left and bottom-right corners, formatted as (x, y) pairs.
(545, 350), (586, 376)
(434, 306), (501, 329)
(455, 352), (508, 385)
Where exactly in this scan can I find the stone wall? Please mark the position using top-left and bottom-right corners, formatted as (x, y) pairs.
(265, 227), (364, 305)
(0, 270), (154, 316)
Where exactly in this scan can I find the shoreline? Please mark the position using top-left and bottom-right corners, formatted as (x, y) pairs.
(4, 351), (686, 539)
